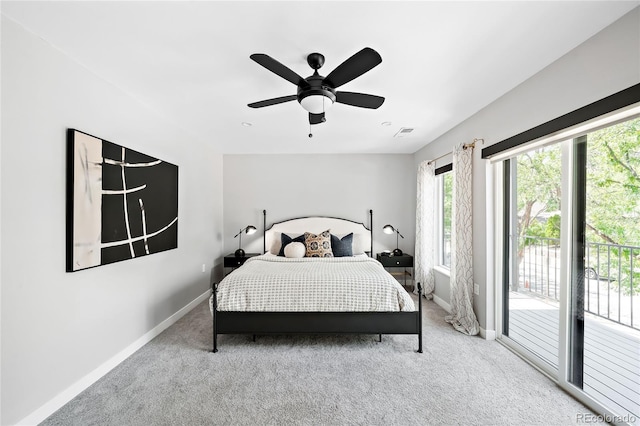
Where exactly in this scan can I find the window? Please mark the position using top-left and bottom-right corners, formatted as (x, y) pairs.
(436, 165), (453, 268)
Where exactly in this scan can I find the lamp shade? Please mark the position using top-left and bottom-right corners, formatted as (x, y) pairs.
(299, 94), (334, 114)
(383, 224), (395, 234)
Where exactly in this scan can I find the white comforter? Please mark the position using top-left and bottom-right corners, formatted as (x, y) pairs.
(212, 254), (415, 312)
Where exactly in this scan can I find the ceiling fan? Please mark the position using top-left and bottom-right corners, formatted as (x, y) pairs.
(247, 47), (385, 128)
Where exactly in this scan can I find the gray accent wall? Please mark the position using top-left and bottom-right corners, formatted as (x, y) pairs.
(223, 154), (416, 257)
(414, 7), (640, 334)
(1, 17), (224, 425)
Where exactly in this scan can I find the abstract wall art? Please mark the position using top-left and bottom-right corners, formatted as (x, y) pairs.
(66, 129), (178, 272)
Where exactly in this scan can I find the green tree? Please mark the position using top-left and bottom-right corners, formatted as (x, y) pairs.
(515, 117), (640, 294)
(586, 118), (640, 294)
(516, 144), (562, 260)
(442, 172), (452, 267)
(586, 118), (640, 246)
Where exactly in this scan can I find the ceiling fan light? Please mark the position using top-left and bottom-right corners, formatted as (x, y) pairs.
(299, 94), (334, 114)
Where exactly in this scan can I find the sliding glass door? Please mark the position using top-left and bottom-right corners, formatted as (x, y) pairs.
(500, 115), (640, 423)
(503, 144), (562, 370)
(578, 121), (640, 420)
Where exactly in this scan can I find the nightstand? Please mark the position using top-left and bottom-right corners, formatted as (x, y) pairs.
(377, 253), (414, 290)
(223, 253), (260, 275)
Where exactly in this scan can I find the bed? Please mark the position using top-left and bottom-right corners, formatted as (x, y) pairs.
(210, 210), (422, 352)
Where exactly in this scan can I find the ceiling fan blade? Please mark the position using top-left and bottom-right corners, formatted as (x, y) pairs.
(248, 95), (297, 108)
(250, 54), (310, 88)
(335, 92), (385, 109)
(323, 47), (382, 89)
(309, 112), (326, 125)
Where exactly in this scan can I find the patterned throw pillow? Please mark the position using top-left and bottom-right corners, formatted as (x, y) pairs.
(304, 230), (333, 257)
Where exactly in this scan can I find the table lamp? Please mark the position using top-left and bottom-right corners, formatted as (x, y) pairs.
(234, 225), (257, 258)
(382, 224), (404, 256)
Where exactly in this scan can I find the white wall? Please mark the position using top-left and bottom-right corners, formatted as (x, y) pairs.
(414, 7), (640, 333)
(223, 154), (415, 257)
(1, 17), (224, 425)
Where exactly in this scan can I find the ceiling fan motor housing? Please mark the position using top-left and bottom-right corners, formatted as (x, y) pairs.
(297, 74), (336, 113)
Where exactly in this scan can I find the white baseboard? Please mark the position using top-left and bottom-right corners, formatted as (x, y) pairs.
(480, 328), (497, 340)
(432, 294), (452, 313)
(432, 295), (496, 341)
(16, 290), (211, 426)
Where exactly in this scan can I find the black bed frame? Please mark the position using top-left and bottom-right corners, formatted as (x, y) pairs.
(212, 210), (423, 353)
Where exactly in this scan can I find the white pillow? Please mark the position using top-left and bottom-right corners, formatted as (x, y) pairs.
(269, 232), (282, 255)
(284, 242), (306, 258)
(351, 233), (367, 255)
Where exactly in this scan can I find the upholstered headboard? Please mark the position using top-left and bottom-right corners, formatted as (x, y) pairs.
(263, 210), (373, 256)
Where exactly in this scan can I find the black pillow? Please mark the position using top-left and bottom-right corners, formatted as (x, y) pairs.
(331, 233), (353, 257)
(278, 233), (306, 257)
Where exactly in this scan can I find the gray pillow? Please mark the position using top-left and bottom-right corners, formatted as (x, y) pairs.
(331, 233), (353, 257)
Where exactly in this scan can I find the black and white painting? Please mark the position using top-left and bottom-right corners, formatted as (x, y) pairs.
(67, 129), (178, 272)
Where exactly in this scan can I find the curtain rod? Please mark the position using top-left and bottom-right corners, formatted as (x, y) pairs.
(427, 138), (484, 165)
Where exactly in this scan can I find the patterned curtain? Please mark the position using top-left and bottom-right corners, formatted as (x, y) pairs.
(414, 161), (435, 299)
(445, 143), (480, 335)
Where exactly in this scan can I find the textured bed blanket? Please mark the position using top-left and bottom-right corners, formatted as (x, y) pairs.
(211, 254), (415, 312)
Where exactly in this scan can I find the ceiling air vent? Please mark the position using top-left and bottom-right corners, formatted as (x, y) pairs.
(394, 127), (414, 138)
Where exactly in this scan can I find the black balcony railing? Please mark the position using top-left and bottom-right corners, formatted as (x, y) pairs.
(518, 235), (639, 330)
